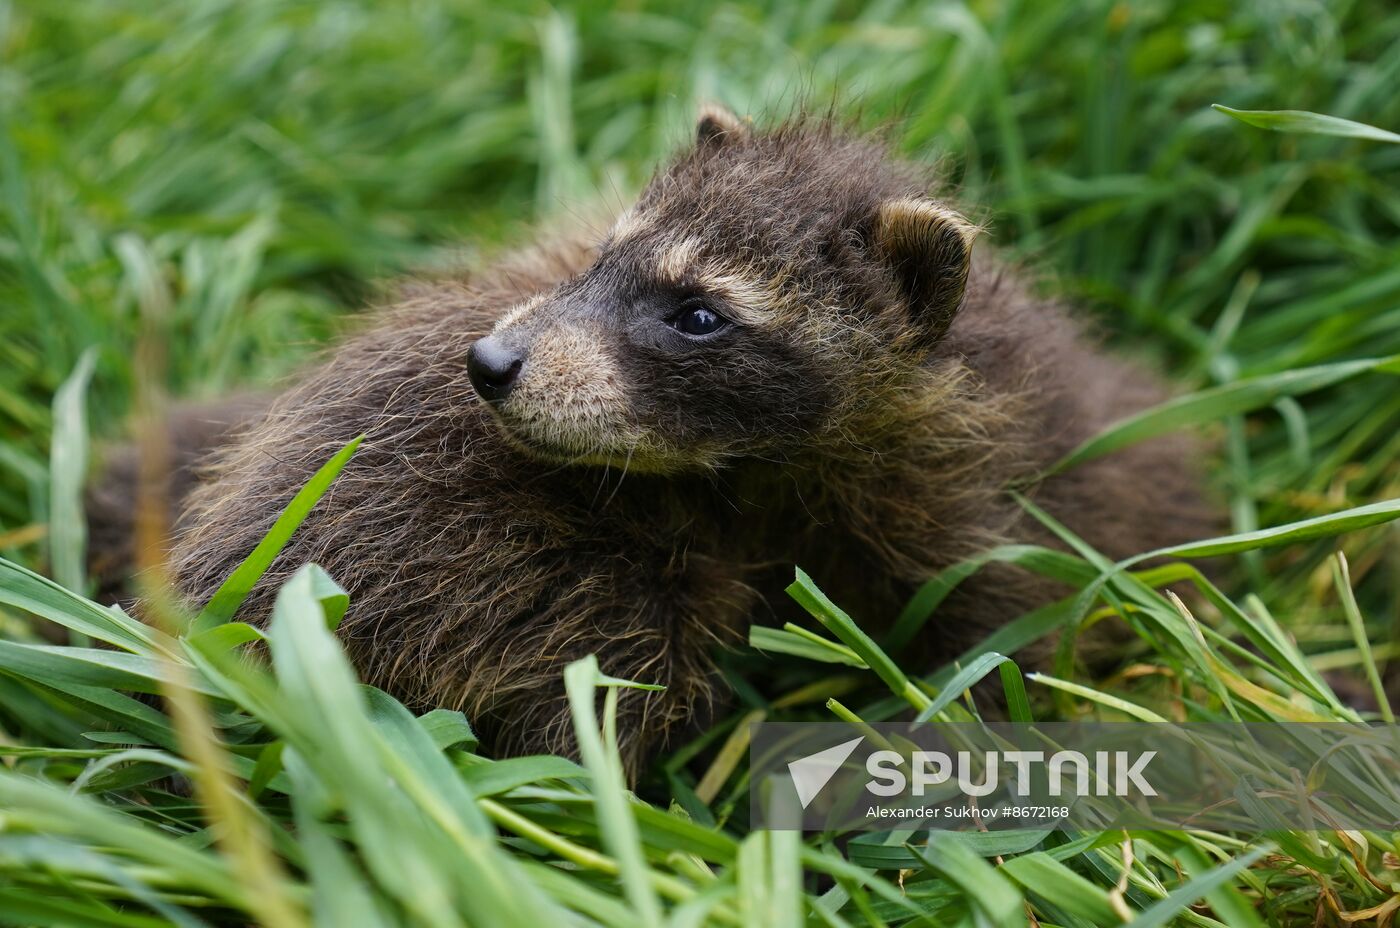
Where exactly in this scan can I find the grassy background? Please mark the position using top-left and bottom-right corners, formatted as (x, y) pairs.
(2, 1), (1400, 925)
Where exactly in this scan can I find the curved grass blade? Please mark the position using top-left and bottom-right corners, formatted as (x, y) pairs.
(0, 835), (213, 928)
(999, 660), (1032, 723)
(887, 545), (1094, 650)
(1333, 552), (1395, 723)
(0, 557), (163, 654)
(1213, 104), (1400, 144)
(915, 652), (1013, 722)
(0, 639), (220, 697)
(0, 771), (248, 908)
(906, 836), (1024, 927)
(1047, 355), (1399, 475)
(788, 568), (930, 712)
(191, 436), (361, 635)
(48, 347), (96, 599)
(849, 828), (1052, 869)
(1134, 496), (1400, 561)
(1000, 852), (1122, 925)
(750, 624), (867, 667)
(564, 656), (664, 926)
(1130, 845), (1271, 928)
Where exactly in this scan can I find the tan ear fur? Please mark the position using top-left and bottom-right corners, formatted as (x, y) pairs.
(875, 198), (980, 343)
(695, 102), (749, 146)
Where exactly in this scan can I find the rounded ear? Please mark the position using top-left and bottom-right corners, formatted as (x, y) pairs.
(874, 198), (980, 344)
(695, 102), (749, 147)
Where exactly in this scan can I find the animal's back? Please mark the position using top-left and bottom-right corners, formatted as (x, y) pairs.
(949, 260), (1213, 559)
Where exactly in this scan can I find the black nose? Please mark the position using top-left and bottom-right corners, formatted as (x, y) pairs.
(467, 336), (524, 404)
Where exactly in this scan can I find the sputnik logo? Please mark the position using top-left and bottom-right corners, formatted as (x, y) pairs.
(787, 736), (865, 809)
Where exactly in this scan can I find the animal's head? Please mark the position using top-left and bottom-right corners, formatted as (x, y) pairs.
(468, 106), (980, 472)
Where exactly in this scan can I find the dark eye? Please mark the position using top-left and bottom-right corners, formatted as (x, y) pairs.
(672, 302), (728, 337)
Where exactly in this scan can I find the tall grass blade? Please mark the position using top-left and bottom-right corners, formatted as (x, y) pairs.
(191, 436), (362, 634)
(1213, 105), (1400, 143)
(47, 347), (96, 600)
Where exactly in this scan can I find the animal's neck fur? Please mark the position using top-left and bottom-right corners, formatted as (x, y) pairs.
(577, 356), (1031, 605)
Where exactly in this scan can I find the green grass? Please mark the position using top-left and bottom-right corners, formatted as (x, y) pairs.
(2, 0), (1400, 925)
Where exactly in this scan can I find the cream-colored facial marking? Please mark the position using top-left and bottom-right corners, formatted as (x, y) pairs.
(685, 267), (782, 326)
(652, 238), (782, 327)
(657, 237), (701, 281)
(608, 206), (640, 244)
(493, 293), (546, 334)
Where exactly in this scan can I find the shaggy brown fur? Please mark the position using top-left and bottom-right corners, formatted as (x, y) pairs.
(91, 111), (1214, 772)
